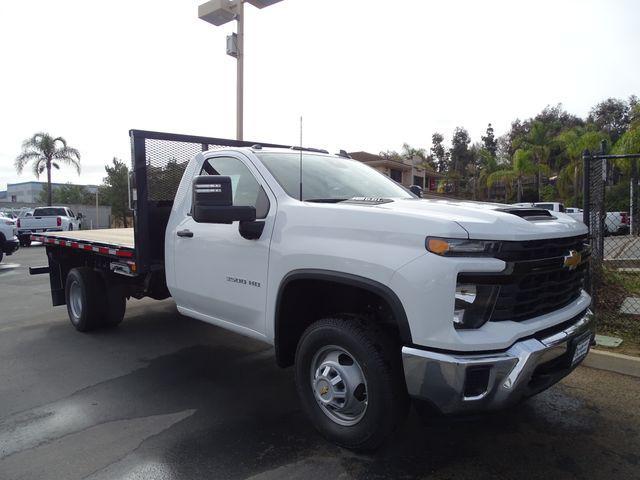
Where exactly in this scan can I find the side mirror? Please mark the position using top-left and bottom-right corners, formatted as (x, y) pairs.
(192, 175), (256, 224)
(409, 185), (423, 198)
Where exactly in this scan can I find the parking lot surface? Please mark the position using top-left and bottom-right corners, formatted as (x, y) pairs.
(1, 246), (639, 480)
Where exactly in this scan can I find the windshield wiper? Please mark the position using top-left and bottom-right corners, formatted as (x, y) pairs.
(304, 198), (350, 203)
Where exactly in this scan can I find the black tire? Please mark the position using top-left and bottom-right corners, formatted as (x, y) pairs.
(65, 267), (105, 332)
(102, 284), (126, 327)
(68, 224), (73, 231)
(295, 317), (409, 451)
(20, 237), (31, 247)
(0, 251), (3, 263)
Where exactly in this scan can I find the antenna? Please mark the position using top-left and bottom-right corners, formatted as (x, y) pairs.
(299, 115), (303, 201)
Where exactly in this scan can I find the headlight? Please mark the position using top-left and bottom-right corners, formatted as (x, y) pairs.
(454, 283), (499, 329)
(426, 237), (500, 257)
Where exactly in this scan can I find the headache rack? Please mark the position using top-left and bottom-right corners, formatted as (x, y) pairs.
(129, 130), (292, 274)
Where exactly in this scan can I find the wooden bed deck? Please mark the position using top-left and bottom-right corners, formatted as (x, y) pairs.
(40, 228), (135, 249)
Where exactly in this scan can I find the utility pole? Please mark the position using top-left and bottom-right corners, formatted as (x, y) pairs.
(236, 0), (244, 140)
(198, 0), (283, 141)
(95, 188), (99, 229)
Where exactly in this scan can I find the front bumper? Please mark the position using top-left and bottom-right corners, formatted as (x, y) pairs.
(402, 309), (595, 414)
(2, 238), (19, 255)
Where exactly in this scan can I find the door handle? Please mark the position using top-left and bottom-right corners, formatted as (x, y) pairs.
(177, 229), (193, 238)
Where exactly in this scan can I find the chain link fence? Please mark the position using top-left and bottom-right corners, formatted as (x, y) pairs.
(586, 149), (640, 341)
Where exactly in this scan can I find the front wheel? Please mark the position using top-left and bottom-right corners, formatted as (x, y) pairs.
(295, 317), (409, 451)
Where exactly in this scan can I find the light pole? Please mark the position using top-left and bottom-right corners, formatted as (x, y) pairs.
(198, 0), (283, 141)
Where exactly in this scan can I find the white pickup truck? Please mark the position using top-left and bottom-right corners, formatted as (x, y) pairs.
(32, 130), (594, 451)
(17, 206), (80, 246)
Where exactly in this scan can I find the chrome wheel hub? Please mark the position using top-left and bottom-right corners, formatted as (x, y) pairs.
(310, 346), (368, 426)
(69, 280), (82, 321)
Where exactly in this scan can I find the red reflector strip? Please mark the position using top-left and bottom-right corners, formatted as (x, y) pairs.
(32, 235), (135, 260)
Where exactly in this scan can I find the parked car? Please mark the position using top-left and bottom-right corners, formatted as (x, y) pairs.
(32, 130), (594, 451)
(17, 206), (81, 247)
(0, 214), (19, 263)
(0, 211), (17, 220)
(603, 211), (629, 235)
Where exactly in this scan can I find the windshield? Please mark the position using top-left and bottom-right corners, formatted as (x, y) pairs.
(256, 152), (413, 201)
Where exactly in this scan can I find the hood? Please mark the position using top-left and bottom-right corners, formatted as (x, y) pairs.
(346, 198), (588, 241)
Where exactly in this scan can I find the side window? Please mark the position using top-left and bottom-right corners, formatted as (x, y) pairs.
(67, 209), (75, 218)
(200, 156), (269, 219)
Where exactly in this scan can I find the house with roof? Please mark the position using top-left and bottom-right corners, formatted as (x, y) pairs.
(348, 151), (443, 192)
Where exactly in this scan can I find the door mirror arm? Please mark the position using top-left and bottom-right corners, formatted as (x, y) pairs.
(239, 220), (265, 240)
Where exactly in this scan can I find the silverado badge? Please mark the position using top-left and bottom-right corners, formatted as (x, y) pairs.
(563, 250), (581, 270)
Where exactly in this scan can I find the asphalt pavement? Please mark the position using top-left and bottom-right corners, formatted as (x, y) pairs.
(1, 246), (639, 480)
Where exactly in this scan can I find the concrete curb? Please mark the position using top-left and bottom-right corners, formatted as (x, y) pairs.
(582, 349), (640, 378)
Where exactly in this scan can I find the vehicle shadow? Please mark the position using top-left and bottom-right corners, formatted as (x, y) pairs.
(2, 303), (636, 480)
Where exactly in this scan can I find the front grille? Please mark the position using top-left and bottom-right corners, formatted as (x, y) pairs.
(460, 235), (588, 323)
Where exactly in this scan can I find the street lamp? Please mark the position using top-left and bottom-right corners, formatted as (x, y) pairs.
(198, 0), (283, 141)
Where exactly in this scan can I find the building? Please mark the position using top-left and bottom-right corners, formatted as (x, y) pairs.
(349, 151), (443, 192)
(0, 182), (99, 203)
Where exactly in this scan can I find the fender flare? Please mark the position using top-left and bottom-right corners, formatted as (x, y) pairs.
(274, 269), (412, 364)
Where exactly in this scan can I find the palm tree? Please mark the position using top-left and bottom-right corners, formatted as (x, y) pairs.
(519, 121), (556, 199)
(15, 133), (81, 206)
(487, 149), (542, 203)
(613, 122), (640, 234)
(476, 149), (499, 201)
(556, 128), (608, 206)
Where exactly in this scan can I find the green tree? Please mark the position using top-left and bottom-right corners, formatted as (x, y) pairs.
(588, 96), (638, 144)
(400, 143), (436, 171)
(555, 128), (609, 206)
(612, 120), (640, 234)
(429, 132), (448, 173)
(476, 148), (500, 201)
(37, 183), (93, 205)
(102, 158), (130, 227)
(487, 149), (543, 203)
(481, 123), (498, 157)
(450, 127), (471, 174)
(15, 133), (81, 206)
(519, 121), (556, 200)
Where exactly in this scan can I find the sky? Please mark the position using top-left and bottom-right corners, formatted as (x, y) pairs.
(1, 0), (639, 191)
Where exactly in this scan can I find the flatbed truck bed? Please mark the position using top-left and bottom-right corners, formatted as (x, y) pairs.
(32, 228), (135, 259)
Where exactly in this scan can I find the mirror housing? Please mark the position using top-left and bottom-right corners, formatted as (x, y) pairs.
(192, 175), (256, 224)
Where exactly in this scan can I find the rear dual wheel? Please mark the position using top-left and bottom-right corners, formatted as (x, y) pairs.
(65, 267), (126, 332)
